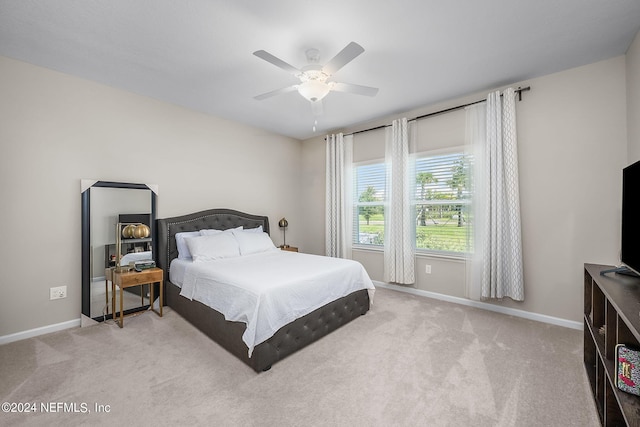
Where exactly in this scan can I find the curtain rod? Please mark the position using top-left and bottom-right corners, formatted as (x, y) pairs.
(345, 86), (531, 137)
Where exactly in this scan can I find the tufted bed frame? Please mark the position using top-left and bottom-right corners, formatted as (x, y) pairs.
(156, 208), (370, 372)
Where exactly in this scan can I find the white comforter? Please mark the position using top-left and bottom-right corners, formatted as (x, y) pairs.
(177, 249), (375, 356)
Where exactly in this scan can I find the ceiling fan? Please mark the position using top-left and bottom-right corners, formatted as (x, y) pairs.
(252, 41), (379, 116)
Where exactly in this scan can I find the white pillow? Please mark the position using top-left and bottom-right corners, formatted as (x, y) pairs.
(232, 230), (276, 255)
(200, 226), (243, 236)
(185, 233), (240, 262)
(175, 231), (201, 259)
(243, 225), (263, 233)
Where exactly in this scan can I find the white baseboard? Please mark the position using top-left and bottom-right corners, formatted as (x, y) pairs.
(0, 318), (81, 345)
(374, 281), (582, 330)
(0, 284), (582, 345)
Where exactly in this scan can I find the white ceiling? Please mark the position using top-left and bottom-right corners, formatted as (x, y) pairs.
(1, 0), (639, 140)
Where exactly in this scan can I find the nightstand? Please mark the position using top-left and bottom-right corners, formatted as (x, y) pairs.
(280, 245), (298, 252)
(112, 267), (163, 328)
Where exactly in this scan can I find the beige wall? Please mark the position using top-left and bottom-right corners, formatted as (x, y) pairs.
(0, 56), (302, 336)
(628, 30), (640, 162)
(2, 31), (637, 337)
(301, 55), (628, 323)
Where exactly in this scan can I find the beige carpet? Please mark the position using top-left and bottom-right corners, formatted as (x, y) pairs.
(0, 288), (599, 426)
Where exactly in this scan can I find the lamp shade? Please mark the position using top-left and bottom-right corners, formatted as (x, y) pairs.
(297, 81), (330, 102)
(278, 218), (288, 228)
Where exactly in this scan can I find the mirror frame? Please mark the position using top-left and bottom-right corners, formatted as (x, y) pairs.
(81, 180), (158, 320)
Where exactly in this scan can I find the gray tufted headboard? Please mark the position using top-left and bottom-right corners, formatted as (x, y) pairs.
(156, 208), (270, 284)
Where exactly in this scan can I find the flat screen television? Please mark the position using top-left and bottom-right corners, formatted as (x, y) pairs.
(621, 160), (640, 276)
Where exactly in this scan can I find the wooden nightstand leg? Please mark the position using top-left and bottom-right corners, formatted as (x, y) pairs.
(105, 279), (109, 314)
(149, 281), (163, 318)
(150, 282), (154, 314)
(112, 281), (116, 322)
(119, 286), (124, 328)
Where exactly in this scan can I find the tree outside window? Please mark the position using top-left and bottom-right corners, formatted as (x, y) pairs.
(353, 152), (471, 254)
(414, 152), (472, 253)
(353, 163), (385, 246)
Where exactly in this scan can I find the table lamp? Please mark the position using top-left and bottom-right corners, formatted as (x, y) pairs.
(278, 217), (289, 248)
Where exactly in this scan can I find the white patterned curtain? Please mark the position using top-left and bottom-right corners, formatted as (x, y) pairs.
(384, 118), (415, 284)
(466, 88), (524, 300)
(325, 133), (353, 258)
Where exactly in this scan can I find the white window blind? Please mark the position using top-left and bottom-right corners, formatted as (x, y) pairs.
(353, 162), (385, 246)
(414, 151), (472, 254)
(352, 151), (472, 254)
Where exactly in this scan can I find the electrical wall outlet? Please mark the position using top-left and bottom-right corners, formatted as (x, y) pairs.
(50, 286), (67, 300)
(425, 265), (432, 274)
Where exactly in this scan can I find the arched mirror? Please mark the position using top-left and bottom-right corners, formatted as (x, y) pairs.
(81, 180), (158, 322)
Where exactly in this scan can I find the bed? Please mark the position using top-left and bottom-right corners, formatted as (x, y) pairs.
(156, 208), (373, 372)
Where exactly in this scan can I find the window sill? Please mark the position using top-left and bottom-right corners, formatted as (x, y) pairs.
(352, 245), (468, 262)
(416, 251), (468, 262)
(352, 245), (383, 253)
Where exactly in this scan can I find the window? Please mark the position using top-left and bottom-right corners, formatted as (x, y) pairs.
(352, 150), (473, 254)
(353, 162), (385, 246)
(414, 150), (472, 254)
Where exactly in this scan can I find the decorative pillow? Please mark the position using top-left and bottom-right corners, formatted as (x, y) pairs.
(175, 231), (202, 260)
(185, 233), (240, 262)
(200, 226), (243, 236)
(232, 230), (276, 255)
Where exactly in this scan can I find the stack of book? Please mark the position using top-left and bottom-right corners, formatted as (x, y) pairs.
(133, 259), (156, 272)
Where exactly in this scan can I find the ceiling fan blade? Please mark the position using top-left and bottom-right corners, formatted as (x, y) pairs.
(331, 82), (379, 97)
(322, 42), (365, 75)
(311, 99), (324, 116)
(254, 85), (297, 100)
(253, 50), (301, 75)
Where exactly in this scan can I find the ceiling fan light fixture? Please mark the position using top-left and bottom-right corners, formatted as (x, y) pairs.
(254, 42), (377, 106)
(297, 80), (331, 102)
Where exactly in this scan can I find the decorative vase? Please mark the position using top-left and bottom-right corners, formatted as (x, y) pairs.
(122, 224), (136, 238)
(133, 224), (150, 239)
